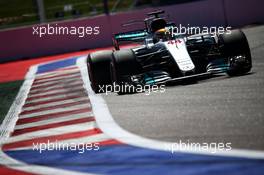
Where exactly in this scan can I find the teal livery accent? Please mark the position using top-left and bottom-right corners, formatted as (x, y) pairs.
(115, 32), (148, 39)
(143, 74), (156, 85)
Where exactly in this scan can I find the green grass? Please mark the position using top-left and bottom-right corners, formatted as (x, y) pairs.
(0, 80), (23, 124)
(44, 0), (133, 21)
(0, 0), (39, 27)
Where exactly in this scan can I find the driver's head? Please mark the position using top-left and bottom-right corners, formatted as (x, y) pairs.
(153, 28), (170, 42)
(155, 28), (167, 35)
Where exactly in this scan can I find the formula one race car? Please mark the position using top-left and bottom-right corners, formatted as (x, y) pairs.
(87, 10), (252, 94)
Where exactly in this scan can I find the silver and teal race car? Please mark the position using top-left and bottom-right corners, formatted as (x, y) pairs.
(87, 10), (252, 94)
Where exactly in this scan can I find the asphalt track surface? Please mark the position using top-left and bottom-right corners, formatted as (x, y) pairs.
(102, 25), (264, 151)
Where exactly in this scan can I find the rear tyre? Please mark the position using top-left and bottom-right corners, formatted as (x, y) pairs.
(87, 50), (113, 93)
(219, 29), (252, 76)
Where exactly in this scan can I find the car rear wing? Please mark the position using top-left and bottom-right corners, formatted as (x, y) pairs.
(113, 30), (148, 50)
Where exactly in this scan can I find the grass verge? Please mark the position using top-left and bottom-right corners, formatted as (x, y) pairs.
(0, 80), (23, 124)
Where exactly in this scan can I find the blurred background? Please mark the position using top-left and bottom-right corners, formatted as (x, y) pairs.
(0, 0), (263, 62)
(0, 0), (197, 29)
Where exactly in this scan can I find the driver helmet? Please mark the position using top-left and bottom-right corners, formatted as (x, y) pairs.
(153, 28), (170, 42)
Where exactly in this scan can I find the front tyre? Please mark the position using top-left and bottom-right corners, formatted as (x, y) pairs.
(87, 50), (113, 93)
(111, 49), (141, 83)
(111, 49), (142, 95)
(219, 29), (252, 76)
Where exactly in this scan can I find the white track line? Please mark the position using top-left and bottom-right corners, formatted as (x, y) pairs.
(78, 56), (264, 159)
(0, 65), (37, 141)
